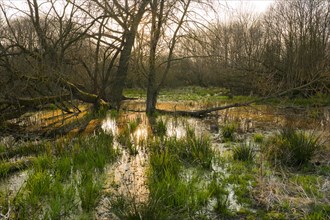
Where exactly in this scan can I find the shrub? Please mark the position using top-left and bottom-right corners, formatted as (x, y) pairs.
(265, 128), (321, 167)
(233, 142), (255, 162)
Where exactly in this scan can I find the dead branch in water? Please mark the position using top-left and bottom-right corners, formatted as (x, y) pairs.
(156, 102), (253, 118)
(156, 78), (326, 118)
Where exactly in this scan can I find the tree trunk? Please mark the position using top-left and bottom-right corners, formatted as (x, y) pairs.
(108, 32), (135, 109)
(146, 81), (158, 115)
(108, 0), (150, 109)
(146, 0), (164, 115)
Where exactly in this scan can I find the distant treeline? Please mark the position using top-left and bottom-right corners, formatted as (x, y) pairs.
(126, 0), (330, 96)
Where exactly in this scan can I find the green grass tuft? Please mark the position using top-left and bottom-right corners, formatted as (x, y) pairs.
(265, 128), (321, 167)
(233, 142), (255, 162)
(253, 133), (264, 144)
(9, 131), (118, 219)
(78, 173), (102, 212)
(222, 123), (237, 142)
(154, 119), (167, 137)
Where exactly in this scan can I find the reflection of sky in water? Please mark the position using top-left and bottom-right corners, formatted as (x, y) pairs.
(101, 113), (207, 142)
(166, 118), (187, 138)
(164, 117), (205, 139)
(0, 171), (28, 195)
(133, 126), (148, 143)
(112, 150), (149, 202)
(102, 113), (149, 144)
(101, 117), (118, 136)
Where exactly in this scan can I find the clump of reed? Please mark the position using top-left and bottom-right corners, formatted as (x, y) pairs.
(253, 133), (264, 144)
(265, 128), (321, 167)
(154, 119), (167, 137)
(233, 142), (255, 162)
(138, 127), (222, 218)
(117, 118), (140, 155)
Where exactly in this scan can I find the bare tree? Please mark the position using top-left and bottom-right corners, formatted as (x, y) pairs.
(262, 0), (330, 95)
(174, 0), (329, 96)
(143, 0), (193, 114)
(88, 0), (150, 109)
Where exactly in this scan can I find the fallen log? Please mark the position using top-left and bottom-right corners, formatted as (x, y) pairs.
(0, 79), (108, 124)
(15, 94), (71, 106)
(60, 78), (109, 109)
(156, 102), (252, 118)
(0, 108), (30, 122)
(155, 79), (325, 118)
(0, 95), (72, 123)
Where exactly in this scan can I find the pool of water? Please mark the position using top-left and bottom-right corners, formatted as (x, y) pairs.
(1, 101), (329, 218)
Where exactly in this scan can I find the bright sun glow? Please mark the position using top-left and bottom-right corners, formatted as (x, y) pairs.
(219, 0), (274, 12)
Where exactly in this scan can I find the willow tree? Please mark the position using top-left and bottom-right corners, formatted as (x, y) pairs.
(0, 0), (101, 122)
(0, 0), (152, 123)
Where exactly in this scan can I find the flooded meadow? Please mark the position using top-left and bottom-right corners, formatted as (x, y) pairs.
(1, 92), (329, 219)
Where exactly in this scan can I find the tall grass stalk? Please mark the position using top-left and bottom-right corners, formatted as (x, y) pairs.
(133, 127), (225, 219)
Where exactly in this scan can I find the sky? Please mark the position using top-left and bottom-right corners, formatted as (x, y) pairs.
(222, 0), (275, 13)
(217, 0), (275, 18)
(3, 0), (275, 13)
(191, 0), (275, 24)
(2, 0), (275, 23)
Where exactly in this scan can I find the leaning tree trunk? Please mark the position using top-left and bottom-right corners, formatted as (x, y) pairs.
(146, 38), (159, 115)
(145, 0), (190, 115)
(108, 0), (150, 109)
(108, 32), (135, 109)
